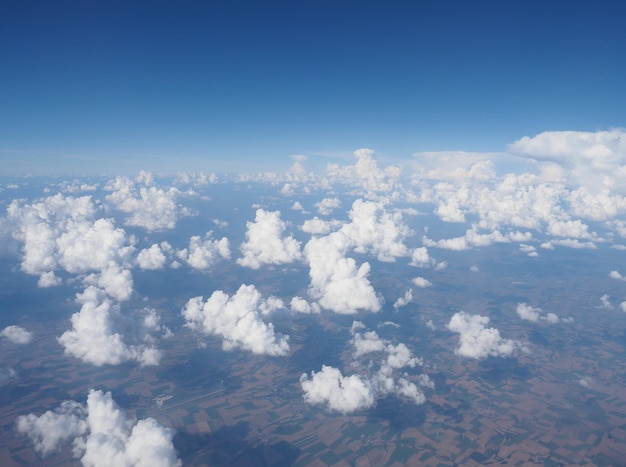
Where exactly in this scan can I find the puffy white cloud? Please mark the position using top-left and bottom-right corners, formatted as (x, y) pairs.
(393, 289), (413, 310)
(182, 284), (289, 356)
(58, 286), (162, 366)
(6, 194), (135, 289)
(412, 277), (432, 288)
(509, 129), (626, 191)
(516, 303), (541, 322)
(409, 247), (434, 268)
(326, 148), (400, 193)
(610, 270), (626, 281)
(447, 311), (520, 359)
(237, 209), (302, 269)
(424, 228), (532, 251)
(300, 217), (342, 235)
(83, 263), (134, 302)
(300, 365), (375, 414)
(290, 296), (320, 314)
(136, 243), (169, 270)
(1, 325), (33, 345)
(16, 400), (88, 456)
(516, 303), (566, 324)
(519, 244), (538, 257)
(291, 201), (305, 211)
(340, 200), (411, 262)
(177, 233), (230, 270)
(304, 231), (381, 314)
(315, 197), (341, 215)
(16, 389), (181, 466)
(301, 321), (431, 413)
(105, 172), (188, 231)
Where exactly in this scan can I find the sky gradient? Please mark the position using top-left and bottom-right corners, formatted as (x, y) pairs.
(1, 0), (625, 175)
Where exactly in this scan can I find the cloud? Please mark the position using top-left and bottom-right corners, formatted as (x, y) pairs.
(326, 148), (400, 193)
(610, 270), (626, 281)
(516, 303), (541, 322)
(58, 286), (163, 366)
(315, 197), (341, 215)
(136, 243), (170, 270)
(16, 389), (181, 466)
(393, 289), (413, 310)
(599, 294), (613, 309)
(409, 247), (435, 268)
(300, 322), (431, 413)
(177, 233), (230, 270)
(300, 365), (376, 414)
(304, 231), (381, 314)
(182, 284), (289, 356)
(412, 277), (432, 288)
(1, 325), (33, 344)
(340, 200), (411, 262)
(290, 296), (321, 314)
(237, 209), (302, 269)
(105, 172), (188, 231)
(447, 311), (520, 359)
(6, 194), (136, 290)
(508, 129), (626, 191)
(300, 217), (342, 235)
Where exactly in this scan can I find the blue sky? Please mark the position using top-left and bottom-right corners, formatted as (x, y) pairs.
(1, 0), (625, 175)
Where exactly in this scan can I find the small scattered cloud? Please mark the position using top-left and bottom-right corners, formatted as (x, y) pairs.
(447, 311), (521, 359)
(1, 325), (33, 345)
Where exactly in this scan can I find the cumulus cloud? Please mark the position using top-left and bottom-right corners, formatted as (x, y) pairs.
(326, 148), (401, 193)
(177, 233), (230, 270)
(300, 217), (342, 235)
(136, 243), (170, 270)
(6, 194), (134, 282)
(304, 231), (381, 314)
(516, 303), (541, 322)
(340, 200), (411, 262)
(300, 365), (375, 413)
(237, 209), (302, 269)
(315, 197), (341, 215)
(290, 296), (321, 314)
(16, 389), (181, 466)
(58, 286), (163, 366)
(300, 322), (431, 413)
(610, 270), (626, 281)
(509, 129), (626, 191)
(409, 247), (435, 268)
(105, 171), (188, 231)
(412, 277), (432, 288)
(1, 325), (33, 344)
(182, 284), (289, 356)
(447, 311), (520, 359)
(599, 294), (613, 309)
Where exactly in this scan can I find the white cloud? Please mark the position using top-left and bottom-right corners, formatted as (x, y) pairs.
(16, 389), (181, 466)
(105, 172), (188, 231)
(447, 311), (520, 359)
(315, 197), (341, 215)
(600, 294), (613, 309)
(182, 284), (289, 356)
(1, 325), (33, 345)
(412, 277), (432, 288)
(300, 217), (342, 235)
(291, 201), (305, 211)
(290, 296), (320, 314)
(409, 247), (434, 268)
(177, 233), (230, 270)
(58, 286), (162, 366)
(509, 129), (626, 191)
(610, 270), (626, 281)
(393, 289), (413, 310)
(237, 209), (302, 269)
(516, 303), (541, 322)
(340, 200), (411, 262)
(304, 231), (381, 314)
(300, 365), (375, 414)
(326, 148), (400, 193)
(38, 271), (62, 287)
(136, 243), (169, 270)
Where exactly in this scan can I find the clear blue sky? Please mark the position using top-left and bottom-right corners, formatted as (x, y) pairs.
(1, 0), (625, 175)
